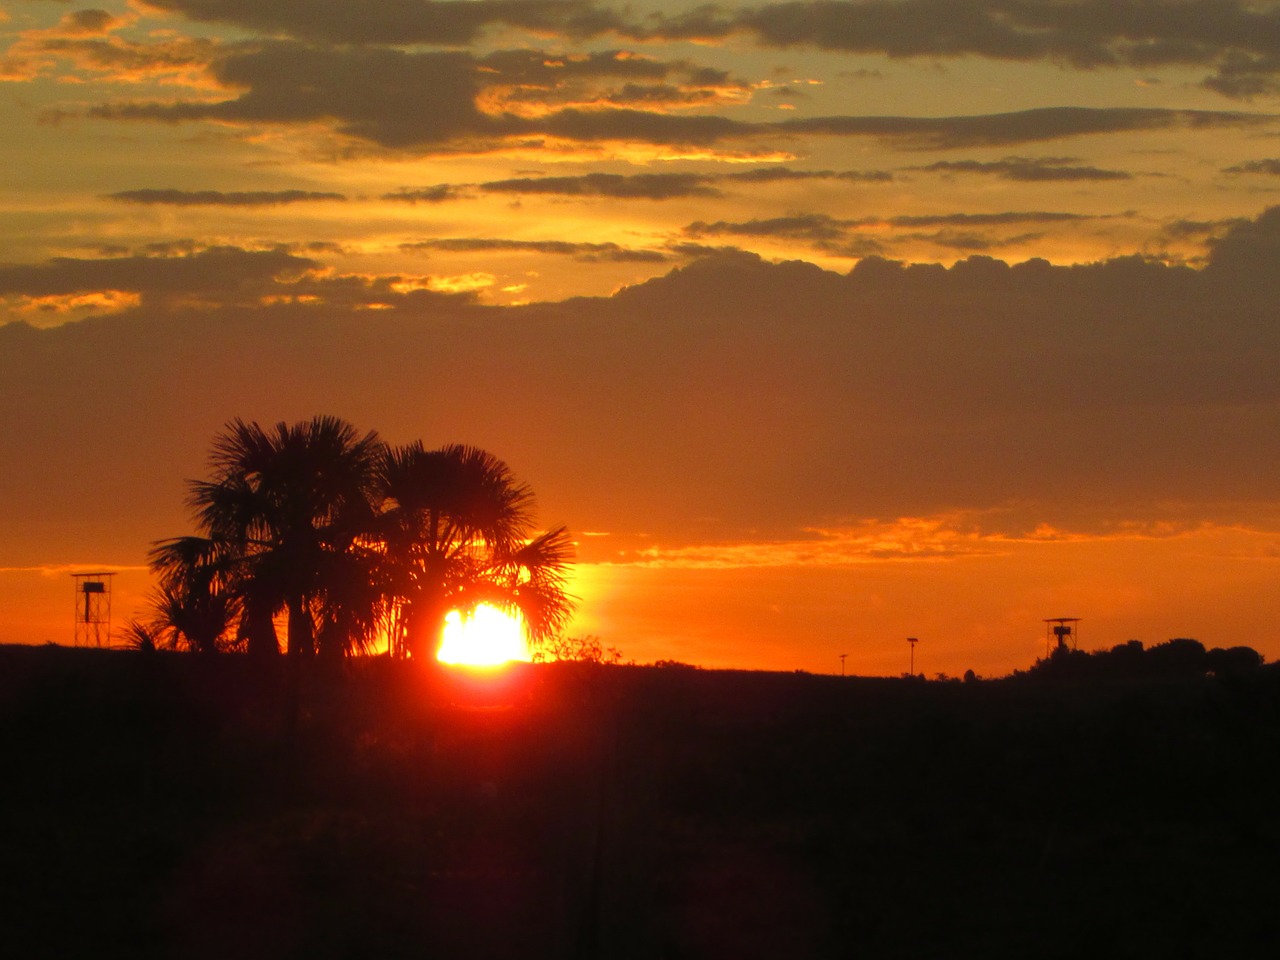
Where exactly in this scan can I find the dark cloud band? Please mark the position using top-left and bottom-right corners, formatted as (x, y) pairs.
(107, 189), (347, 206)
(139, 0), (1280, 96)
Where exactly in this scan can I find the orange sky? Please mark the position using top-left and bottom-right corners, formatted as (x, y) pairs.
(4, 1), (1280, 673)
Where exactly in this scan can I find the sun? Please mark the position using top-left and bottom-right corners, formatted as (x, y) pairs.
(436, 603), (531, 666)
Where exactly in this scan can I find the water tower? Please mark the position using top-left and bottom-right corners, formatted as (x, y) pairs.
(72, 572), (115, 647)
(1043, 617), (1080, 658)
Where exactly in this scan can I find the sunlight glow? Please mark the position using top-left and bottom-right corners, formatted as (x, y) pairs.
(436, 603), (531, 666)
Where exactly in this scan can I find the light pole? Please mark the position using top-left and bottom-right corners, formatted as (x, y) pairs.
(907, 637), (918, 676)
(839, 653), (847, 676)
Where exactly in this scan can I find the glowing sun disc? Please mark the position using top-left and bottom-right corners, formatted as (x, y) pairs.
(436, 604), (531, 666)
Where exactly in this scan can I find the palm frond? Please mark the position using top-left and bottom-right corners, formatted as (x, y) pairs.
(120, 618), (160, 653)
(503, 526), (575, 577)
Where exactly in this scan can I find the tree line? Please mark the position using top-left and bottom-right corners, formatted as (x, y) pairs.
(1026, 636), (1264, 681)
(139, 415), (574, 661)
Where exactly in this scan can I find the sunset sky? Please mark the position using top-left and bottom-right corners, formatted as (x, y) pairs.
(4, 0), (1280, 675)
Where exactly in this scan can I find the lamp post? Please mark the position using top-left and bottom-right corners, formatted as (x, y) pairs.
(839, 653), (847, 677)
(907, 637), (919, 676)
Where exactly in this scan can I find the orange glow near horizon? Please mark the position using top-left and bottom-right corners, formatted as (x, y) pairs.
(3, 521), (1280, 676)
(436, 604), (531, 667)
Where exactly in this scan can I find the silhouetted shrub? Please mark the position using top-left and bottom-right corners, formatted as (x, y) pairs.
(1146, 637), (1207, 676)
(1206, 645), (1264, 675)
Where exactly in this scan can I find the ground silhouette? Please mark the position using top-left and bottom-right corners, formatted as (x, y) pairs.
(2, 645), (1277, 958)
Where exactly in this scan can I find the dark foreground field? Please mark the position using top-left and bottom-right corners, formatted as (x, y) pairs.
(2, 646), (1278, 959)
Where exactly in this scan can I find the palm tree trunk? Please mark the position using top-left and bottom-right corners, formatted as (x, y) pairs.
(405, 597), (449, 662)
(241, 601), (279, 658)
(316, 620), (346, 664)
(286, 595), (315, 658)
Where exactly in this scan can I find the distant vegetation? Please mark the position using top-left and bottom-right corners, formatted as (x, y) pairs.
(530, 634), (626, 664)
(142, 415), (574, 662)
(1023, 636), (1264, 681)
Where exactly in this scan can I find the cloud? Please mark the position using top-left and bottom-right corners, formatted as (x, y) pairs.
(57, 0), (1280, 102)
(74, 30), (1274, 153)
(652, 0), (1280, 97)
(904, 229), (1046, 252)
(58, 10), (124, 36)
(139, 0), (629, 46)
(0, 564), (147, 577)
(818, 235), (891, 259)
(723, 167), (893, 184)
(88, 44), (500, 149)
(402, 238), (666, 262)
(605, 515), (1016, 570)
(0, 246), (317, 302)
(536, 106), (758, 146)
(106, 189), (347, 206)
(775, 106), (1273, 149)
(0, 245), (479, 318)
(382, 185), (461, 204)
(720, 0), (1250, 61)
(2, 9), (218, 86)
(683, 210), (1094, 254)
(383, 167), (894, 204)
(478, 172), (722, 199)
(135, 0), (1280, 89)
(885, 212), (1091, 226)
(1158, 217), (1247, 241)
(664, 241), (754, 259)
(597, 509), (1228, 570)
(910, 156), (1133, 182)
(1223, 158), (1280, 175)
(1204, 204), (1280, 277)
(685, 213), (855, 241)
(81, 41), (752, 150)
(6, 207), (1280, 564)
(473, 48), (752, 119)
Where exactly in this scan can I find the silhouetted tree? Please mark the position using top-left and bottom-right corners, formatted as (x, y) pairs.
(1026, 634), (1263, 682)
(1206, 645), (1264, 675)
(153, 421), (575, 664)
(147, 535), (235, 654)
(1146, 637), (1207, 677)
(154, 416), (384, 658)
(373, 442), (575, 660)
(1107, 639), (1146, 676)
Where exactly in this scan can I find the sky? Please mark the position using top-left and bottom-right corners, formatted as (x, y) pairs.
(3, 0), (1280, 676)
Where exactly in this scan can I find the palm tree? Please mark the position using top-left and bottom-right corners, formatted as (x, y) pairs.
(179, 415), (385, 658)
(374, 443), (575, 660)
(152, 421), (574, 665)
(310, 539), (389, 661)
(147, 535), (236, 654)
